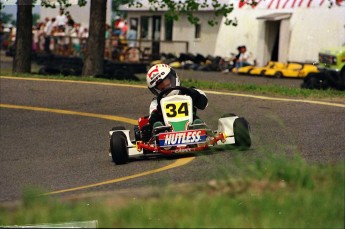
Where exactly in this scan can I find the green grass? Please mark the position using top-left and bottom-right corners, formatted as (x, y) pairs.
(1, 72), (344, 100)
(0, 153), (343, 228)
(182, 78), (345, 99)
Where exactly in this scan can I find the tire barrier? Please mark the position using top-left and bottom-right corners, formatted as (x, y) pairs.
(301, 70), (345, 91)
(35, 54), (146, 81)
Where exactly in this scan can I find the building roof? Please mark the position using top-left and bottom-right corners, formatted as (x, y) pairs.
(256, 12), (292, 20)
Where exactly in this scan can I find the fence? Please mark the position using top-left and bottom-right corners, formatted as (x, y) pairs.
(34, 35), (189, 62)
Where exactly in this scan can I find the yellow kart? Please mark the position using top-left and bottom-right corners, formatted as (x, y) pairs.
(232, 65), (254, 75)
(248, 61), (286, 76)
(232, 61), (286, 76)
(264, 62), (319, 78)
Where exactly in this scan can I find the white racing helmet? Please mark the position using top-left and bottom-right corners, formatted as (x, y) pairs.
(146, 64), (181, 96)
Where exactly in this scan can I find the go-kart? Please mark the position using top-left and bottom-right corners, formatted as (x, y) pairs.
(109, 86), (251, 165)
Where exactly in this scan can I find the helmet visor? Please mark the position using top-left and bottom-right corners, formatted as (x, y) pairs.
(150, 69), (177, 95)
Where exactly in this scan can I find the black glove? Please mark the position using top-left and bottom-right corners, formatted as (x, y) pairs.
(189, 87), (208, 110)
(141, 124), (152, 142)
(149, 109), (164, 126)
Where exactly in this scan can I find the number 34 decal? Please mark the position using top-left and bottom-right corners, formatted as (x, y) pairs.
(164, 102), (189, 118)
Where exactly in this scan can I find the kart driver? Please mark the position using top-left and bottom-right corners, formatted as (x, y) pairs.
(142, 64), (208, 141)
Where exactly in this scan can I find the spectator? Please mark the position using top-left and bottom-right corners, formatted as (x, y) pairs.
(55, 9), (67, 29)
(113, 16), (124, 36)
(235, 45), (254, 72)
(121, 20), (128, 37)
(37, 22), (46, 51)
(127, 24), (137, 47)
(79, 27), (89, 38)
(32, 25), (40, 52)
(79, 27), (89, 56)
(54, 25), (66, 55)
(126, 23), (138, 61)
(66, 13), (75, 34)
(104, 23), (112, 59)
(44, 17), (54, 53)
(222, 46), (242, 73)
(49, 25), (58, 53)
(70, 24), (80, 56)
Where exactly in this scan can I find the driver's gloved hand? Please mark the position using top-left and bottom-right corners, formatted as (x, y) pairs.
(189, 87), (208, 110)
(149, 109), (163, 126)
(141, 123), (152, 142)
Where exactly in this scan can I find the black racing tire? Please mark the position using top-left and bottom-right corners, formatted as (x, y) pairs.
(221, 113), (237, 118)
(111, 126), (126, 131)
(233, 117), (251, 150)
(274, 71), (283, 78)
(110, 131), (129, 165)
(260, 70), (266, 77)
(61, 68), (76, 76)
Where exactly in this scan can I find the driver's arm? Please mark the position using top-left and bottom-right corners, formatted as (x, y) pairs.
(148, 98), (164, 126)
(189, 87), (208, 110)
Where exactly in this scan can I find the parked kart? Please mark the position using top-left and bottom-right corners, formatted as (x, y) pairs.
(248, 61), (286, 76)
(264, 62), (319, 78)
(232, 65), (255, 75)
(109, 86), (251, 165)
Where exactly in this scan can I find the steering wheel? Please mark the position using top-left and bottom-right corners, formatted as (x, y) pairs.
(156, 86), (193, 111)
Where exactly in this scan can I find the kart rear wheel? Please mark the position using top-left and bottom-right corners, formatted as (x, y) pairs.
(110, 131), (129, 165)
(234, 118), (251, 150)
(111, 126), (126, 131)
(274, 71), (283, 78)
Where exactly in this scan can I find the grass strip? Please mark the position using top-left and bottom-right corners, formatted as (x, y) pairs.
(0, 153), (343, 228)
(1, 73), (344, 100)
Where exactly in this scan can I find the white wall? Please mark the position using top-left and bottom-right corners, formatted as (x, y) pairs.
(288, 7), (345, 62)
(173, 12), (222, 56)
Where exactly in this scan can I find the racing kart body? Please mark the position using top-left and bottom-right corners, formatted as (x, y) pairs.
(109, 86), (251, 165)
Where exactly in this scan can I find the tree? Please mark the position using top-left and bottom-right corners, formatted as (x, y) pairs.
(33, 13), (40, 25)
(82, 0), (107, 76)
(0, 12), (15, 25)
(13, 0), (32, 74)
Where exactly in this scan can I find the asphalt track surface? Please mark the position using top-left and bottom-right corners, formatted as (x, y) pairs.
(0, 76), (344, 203)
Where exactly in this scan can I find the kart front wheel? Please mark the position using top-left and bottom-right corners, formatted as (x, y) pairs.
(234, 118), (251, 150)
(110, 131), (129, 165)
(221, 113), (237, 118)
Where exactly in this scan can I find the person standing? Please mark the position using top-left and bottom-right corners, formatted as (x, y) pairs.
(55, 9), (67, 29)
(126, 23), (138, 61)
(44, 17), (54, 53)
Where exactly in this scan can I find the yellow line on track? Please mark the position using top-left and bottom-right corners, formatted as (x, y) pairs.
(1, 76), (344, 108)
(0, 75), (146, 88)
(0, 104), (138, 125)
(45, 157), (195, 195)
(205, 90), (345, 108)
